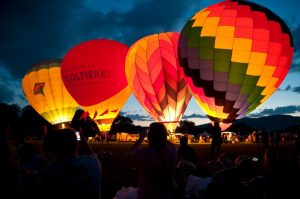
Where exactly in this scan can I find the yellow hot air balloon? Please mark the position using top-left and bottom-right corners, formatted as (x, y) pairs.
(22, 59), (79, 126)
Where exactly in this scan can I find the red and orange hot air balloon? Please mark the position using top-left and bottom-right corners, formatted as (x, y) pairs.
(61, 39), (131, 131)
(126, 32), (192, 132)
(178, 0), (294, 130)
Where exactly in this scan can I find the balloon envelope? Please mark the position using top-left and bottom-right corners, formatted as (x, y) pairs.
(126, 32), (192, 132)
(61, 39), (131, 131)
(22, 60), (79, 125)
(178, 0), (294, 126)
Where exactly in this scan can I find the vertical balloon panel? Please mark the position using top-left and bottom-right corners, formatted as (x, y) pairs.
(22, 60), (79, 125)
(178, 0), (294, 127)
(126, 32), (192, 132)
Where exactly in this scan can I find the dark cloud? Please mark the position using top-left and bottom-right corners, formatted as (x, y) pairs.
(285, 85), (292, 91)
(292, 24), (300, 53)
(0, 0), (199, 79)
(292, 86), (300, 93)
(0, 82), (14, 103)
(278, 84), (291, 91)
(120, 112), (152, 121)
(182, 113), (207, 119)
(291, 24), (300, 72)
(70, 0), (202, 48)
(278, 85), (300, 93)
(249, 105), (300, 117)
(0, 0), (200, 105)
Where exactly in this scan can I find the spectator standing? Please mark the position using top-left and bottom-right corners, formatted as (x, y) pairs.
(41, 128), (102, 199)
(210, 121), (222, 158)
(177, 136), (198, 168)
(129, 122), (178, 199)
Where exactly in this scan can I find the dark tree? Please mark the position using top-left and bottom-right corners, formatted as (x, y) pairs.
(177, 120), (196, 135)
(110, 115), (135, 134)
(19, 105), (50, 139)
(0, 103), (21, 139)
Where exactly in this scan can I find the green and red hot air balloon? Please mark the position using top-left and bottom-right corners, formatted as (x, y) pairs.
(178, 0), (294, 130)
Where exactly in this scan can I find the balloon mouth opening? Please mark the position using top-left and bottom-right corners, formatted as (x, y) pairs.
(209, 121), (232, 131)
(161, 121), (179, 133)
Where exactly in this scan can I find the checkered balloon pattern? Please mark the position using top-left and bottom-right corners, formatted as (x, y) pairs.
(178, 0), (294, 124)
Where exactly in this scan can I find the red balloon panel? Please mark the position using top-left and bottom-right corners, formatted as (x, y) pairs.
(61, 39), (129, 106)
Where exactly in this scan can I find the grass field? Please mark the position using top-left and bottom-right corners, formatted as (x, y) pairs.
(89, 142), (297, 199)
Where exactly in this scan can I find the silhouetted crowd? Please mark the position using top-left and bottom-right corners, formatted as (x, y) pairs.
(1, 121), (300, 199)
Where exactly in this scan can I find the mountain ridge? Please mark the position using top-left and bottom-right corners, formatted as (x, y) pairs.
(234, 114), (300, 131)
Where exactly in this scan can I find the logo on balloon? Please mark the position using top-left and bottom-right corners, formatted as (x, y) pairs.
(62, 69), (111, 83)
(61, 39), (129, 107)
(33, 82), (45, 95)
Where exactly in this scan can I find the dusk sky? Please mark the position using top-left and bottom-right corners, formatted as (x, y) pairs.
(1, 0), (299, 126)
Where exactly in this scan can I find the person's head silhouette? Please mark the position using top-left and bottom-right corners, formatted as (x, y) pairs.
(180, 136), (188, 146)
(214, 121), (220, 127)
(147, 122), (168, 150)
(48, 128), (77, 159)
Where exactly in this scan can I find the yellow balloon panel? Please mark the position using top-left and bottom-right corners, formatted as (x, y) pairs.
(82, 86), (131, 131)
(22, 60), (79, 125)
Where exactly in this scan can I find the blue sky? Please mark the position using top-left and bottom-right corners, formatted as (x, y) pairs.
(0, 0), (299, 126)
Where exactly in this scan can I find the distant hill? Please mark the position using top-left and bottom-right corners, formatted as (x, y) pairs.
(234, 115), (300, 131)
(195, 115), (300, 133)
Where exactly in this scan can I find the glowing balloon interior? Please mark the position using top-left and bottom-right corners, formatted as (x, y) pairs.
(126, 32), (192, 132)
(178, 0), (294, 126)
(83, 85), (131, 132)
(61, 39), (131, 131)
(22, 60), (79, 125)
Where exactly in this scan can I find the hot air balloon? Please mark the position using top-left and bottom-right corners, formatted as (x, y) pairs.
(61, 39), (131, 132)
(22, 60), (79, 126)
(126, 32), (192, 132)
(178, 0), (294, 130)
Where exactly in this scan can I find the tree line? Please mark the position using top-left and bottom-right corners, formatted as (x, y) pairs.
(0, 102), (257, 143)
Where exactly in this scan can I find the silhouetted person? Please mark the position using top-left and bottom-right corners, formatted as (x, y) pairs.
(41, 128), (102, 199)
(16, 143), (43, 198)
(71, 109), (101, 138)
(177, 136), (198, 167)
(176, 136), (198, 196)
(261, 129), (269, 148)
(129, 122), (178, 199)
(0, 136), (18, 199)
(210, 121), (222, 158)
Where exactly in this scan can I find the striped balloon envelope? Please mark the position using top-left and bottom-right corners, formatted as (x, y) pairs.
(126, 32), (192, 132)
(178, 0), (294, 129)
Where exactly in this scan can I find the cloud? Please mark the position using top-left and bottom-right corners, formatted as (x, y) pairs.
(285, 85), (292, 91)
(182, 113), (207, 119)
(120, 111), (152, 121)
(73, 0), (201, 47)
(292, 86), (300, 93)
(249, 105), (300, 117)
(0, 0), (200, 79)
(0, 0), (200, 105)
(290, 24), (300, 72)
(0, 65), (27, 107)
(278, 84), (300, 93)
